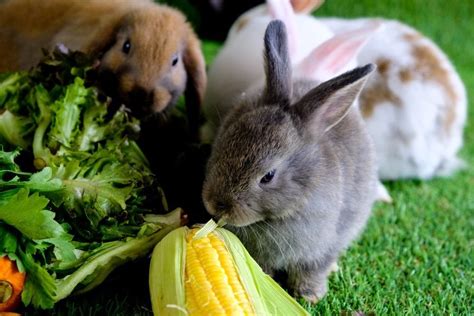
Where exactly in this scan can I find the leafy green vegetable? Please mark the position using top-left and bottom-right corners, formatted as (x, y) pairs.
(0, 49), (182, 309)
(0, 148), (20, 171)
(0, 110), (34, 149)
(0, 189), (65, 240)
(1, 167), (63, 194)
(19, 247), (58, 309)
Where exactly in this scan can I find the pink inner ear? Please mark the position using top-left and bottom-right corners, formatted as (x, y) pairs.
(296, 21), (383, 81)
(267, 0), (298, 58)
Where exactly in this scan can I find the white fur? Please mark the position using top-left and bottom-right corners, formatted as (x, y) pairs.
(321, 18), (467, 179)
(202, 2), (334, 141)
(203, 3), (467, 181)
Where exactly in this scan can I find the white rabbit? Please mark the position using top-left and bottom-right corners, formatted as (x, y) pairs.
(319, 18), (467, 179)
(202, 0), (335, 141)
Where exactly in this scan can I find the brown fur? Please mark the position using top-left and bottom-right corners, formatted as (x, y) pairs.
(0, 0), (206, 120)
(359, 58), (401, 118)
(399, 68), (413, 82)
(403, 32), (458, 133)
(235, 16), (250, 33)
(377, 58), (391, 76)
(403, 32), (423, 42)
(411, 44), (458, 134)
(360, 39), (457, 134)
(0, 0), (138, 69)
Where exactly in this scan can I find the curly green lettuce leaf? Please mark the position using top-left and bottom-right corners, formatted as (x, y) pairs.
(0, 223), (20, 265)
(0, 72), (28, 111)
(1, 167), (63, 193)
(0, 147), (20, 171)
(47, 79), (86, 148)
(0, 48), (176, 310)
(31, 84), (54, 167)
(0, 189), (65, 240)
(29, 49), (95, 89)
(0, 151), (63, 202)
(75, 101), (108, 151)
(49, 146), (150, 238)
(0, 110), (35, 148)
(19, 246), (58, 309)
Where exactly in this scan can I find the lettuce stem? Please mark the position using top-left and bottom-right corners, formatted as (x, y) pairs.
(54, 225), (177, 301)
(32, 87), (53, 168)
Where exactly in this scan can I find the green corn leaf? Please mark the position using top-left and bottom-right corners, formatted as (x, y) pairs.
(149, 227), (187, 316)
(218, 227), (310, 316)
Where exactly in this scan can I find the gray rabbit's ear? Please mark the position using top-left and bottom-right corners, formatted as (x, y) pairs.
(263, 20), (292, 106)
(291, 64), (375, 134)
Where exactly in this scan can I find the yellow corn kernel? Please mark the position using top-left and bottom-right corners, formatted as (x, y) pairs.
(185, 229), (254, 316)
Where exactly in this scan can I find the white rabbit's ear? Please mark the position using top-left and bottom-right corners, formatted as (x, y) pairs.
(291, 0), (325, 13)
(295, 21), (383, 81)
(267, 0), (298, 58)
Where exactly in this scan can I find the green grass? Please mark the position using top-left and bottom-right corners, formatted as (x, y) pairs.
(25, 0), (473, 315)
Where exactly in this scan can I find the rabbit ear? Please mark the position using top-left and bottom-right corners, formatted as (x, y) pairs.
(290, 0), (325, 13)
(295, 21), (382, 82)
(291, 64), (375, 135)
(263, 20), (293, 106)
(267, 0), (298, 58)
(183, 25), (207, 139)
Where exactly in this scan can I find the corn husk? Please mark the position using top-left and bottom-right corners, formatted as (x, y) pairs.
(149, 220), (310, 315)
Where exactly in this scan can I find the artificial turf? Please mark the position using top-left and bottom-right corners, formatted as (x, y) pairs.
(25, 0), (473, 315)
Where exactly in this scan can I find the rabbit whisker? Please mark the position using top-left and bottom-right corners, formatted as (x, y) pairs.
(261, 220), (297, 260)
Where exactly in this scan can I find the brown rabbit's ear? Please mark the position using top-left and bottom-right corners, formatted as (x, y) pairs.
(263, 20), (292, 107)
(183, 25), (207, 138)
(290, 0), (325, 13)
(84, 16), (124, 58)
(291, 64), (375, 135)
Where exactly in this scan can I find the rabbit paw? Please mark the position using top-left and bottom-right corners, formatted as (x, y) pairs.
(295, 281), (328, 303)
(376, 181), (392, 203)
(329, 261), (339, 273)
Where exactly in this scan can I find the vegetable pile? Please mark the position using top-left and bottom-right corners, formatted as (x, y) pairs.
(0, 50), (182, 309)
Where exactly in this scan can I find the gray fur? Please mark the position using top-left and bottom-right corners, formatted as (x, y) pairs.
(263, 20), (292, 106)
(202, 20), (378, 301)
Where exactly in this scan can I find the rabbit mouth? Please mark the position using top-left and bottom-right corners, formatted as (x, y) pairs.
(219, 208), (264, 227)
(96, 69), (178, 118)
(202, 191), (264, 227)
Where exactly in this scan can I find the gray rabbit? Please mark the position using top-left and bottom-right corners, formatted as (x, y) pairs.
(202, 20), (378, 301)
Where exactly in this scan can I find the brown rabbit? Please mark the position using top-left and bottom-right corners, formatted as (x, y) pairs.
(0, 0), (206, 121)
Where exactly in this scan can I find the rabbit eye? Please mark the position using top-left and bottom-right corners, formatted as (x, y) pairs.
(122, 40), (131, 54)
(172, 55), (179, 67)
(260, 169), (276, 184)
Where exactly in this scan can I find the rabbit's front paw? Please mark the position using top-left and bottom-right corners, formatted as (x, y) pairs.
(289, 262), (333, 302)
(294, 279), (328, 303)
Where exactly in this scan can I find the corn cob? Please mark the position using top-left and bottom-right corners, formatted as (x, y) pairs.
(149, 220), (310, 316)
(184, 228), (254, 315)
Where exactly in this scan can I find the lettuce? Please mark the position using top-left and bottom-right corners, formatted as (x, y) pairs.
(0, 50), (181, 309)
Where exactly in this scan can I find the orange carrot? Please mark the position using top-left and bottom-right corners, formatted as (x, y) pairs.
(0, 256), (26, 312)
